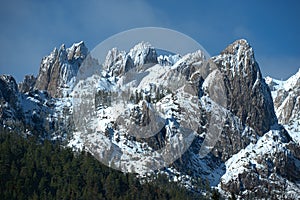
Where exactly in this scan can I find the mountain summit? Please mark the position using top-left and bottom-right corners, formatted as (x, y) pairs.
(214, 39), (277, 134)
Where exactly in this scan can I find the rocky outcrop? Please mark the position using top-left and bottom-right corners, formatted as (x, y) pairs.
(213, 39), (277, 135)
(277, 92), (300, 124)
(169, 40), (297, 198)
(128, 42), (158, 67)
(18, 74), (36, 93)
(0, 75), (71, 138)
(266, 69), (300, 125)
(103, 48), (134, 77)
(0, 75), (24, 131)
(170, 40), (277, 162)
(34, 41), (88, 97)
(174, 50), (209, 80)
(34, 47), (58, 92)
(0, 75), (19, 106)
(103, 42), (158, 77)
(220, 126), (299, 199)
(212, 41), (299, 199)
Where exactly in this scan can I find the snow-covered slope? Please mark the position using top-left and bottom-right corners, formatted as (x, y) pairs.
(1, 40), (300, 199)
(71, 43), (208, 173)
(266, 69), (300, 93)
(266, 69), (300, 145)
(220, 127), (300, 199)
(69, 40), (300, 199)
(1, 76), (63, 139)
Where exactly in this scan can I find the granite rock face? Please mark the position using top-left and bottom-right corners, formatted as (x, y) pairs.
(213, 39), (277, 135)
(0, 75), (19, 107)
(128, 42), (158, 67)
(219, 125), (300, 199)
(18, 74), (36, 93)
(103, 42), (158, 77)
(173, 40), (278, 163)
(34, 41), (88, 97)
(0, 75), (25, 132)
(103, 48), (134, 77)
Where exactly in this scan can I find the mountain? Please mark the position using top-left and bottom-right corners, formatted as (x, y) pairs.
(1, 39), (299, 199)
(266, 69), (300, 145)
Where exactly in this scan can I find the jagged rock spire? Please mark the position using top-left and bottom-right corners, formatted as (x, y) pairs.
(34, 41), (88, 97)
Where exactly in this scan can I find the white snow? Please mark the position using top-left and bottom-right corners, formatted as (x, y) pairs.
(68, 131), (84, 151)
(157, 54), (181, 66)
(220, 129), (285, 184)
(283, 68), (300, 91)
(128, 41), (155, 66)
(265, 68), (300, 148)
(266, 68), (300, 97)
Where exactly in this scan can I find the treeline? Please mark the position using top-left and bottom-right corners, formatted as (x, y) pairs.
(0, 129), (205, 200)
(95, 84), (169, 109)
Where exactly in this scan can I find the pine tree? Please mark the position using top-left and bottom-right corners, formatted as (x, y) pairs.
(230, 191), (237, 200)
(0, 131), (206, 200)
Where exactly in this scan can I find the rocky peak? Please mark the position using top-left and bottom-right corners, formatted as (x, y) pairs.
(57, 41), (88, 65)
(67, 41), (88, 61)
(213, 39), (277, 135)
(0, 75), (23, 130)
(103, 42), (157, 77)
(266, 68), (300, 127)
(103, 48), (134, 77)
(128, 42), (158, 67)
(221, 39), (250, 55)
(173, 50), (208, 79)
(34, 47), (60, 92)
(58, 44), (67, 63)
(34, 41), (88, 97)
(0, 75), (18, 93)
(18, 74), (36, 93)
(0, 75), (19, 105)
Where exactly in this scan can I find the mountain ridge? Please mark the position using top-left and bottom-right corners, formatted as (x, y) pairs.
(1, 39), (299, 199)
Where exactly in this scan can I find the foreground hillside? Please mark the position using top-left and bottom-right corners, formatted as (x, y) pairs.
(0, 128), (207, 200)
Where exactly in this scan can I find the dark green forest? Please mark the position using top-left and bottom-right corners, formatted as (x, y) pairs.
(0, 129), (209, 200)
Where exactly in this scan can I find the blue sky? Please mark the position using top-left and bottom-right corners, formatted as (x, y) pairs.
(0, 0), (299, 82)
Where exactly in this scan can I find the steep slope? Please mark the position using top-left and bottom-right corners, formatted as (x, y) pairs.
(18, 74), (36, 93)
(266, 69), (300, 145)
(213, 39), (277, 135)
(170, 40), (299, 199)
(210, 40), (299, 199)
(0, 75), (24, 132)
(220, 127), (300, 198)
(0, 42), (89, 139)
(103, 47), (134, 77)
(0, 74), (70, 139)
